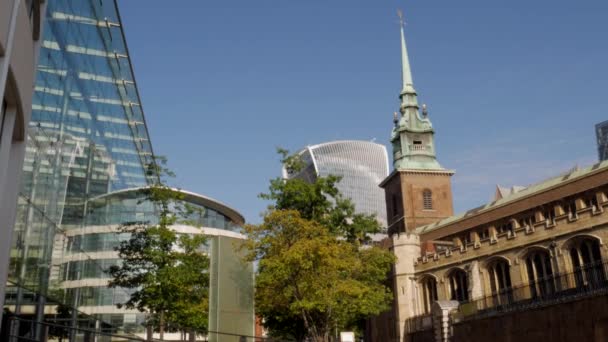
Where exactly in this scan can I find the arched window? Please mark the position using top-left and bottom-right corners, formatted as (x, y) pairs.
(447, 269), (468, 302)
(568, 237), (604, 288)
(420, 276), (438, 314)
(423, 189), (433, 210)
(525, 249), (554, 298)
(487, 259), (512, 305)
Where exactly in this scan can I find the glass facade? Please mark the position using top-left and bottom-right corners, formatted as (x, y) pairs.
(284, 140), (390, 231)
(3, 0), (155, 339)
(2, 1), (254, 340)
(597, 120), (608, 162)
(58, 188), (253, 341)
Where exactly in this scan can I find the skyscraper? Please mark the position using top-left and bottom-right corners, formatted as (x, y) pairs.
(2, 2), (256, 340)
(283, 140), (390, 231)
(2, 0), (156, 339)
(596, 120), (608, 161)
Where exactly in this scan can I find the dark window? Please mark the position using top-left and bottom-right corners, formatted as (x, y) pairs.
(565, 198), (578, 219)
(479, 228), (490, 240)
(525, 250), (555, 298)
(497, 222), (513, 235)
(585, 194), (599, 211)
(421, 277), (438, 313)
(488, 259), (513, 305)
(391, 193), (402, 218)
(448, 269), (469, 302)
(569, 238), (604, 288)
(423, 189), (433, 210)
(544, 206), (555, 223)
(461, 232), (472, 244)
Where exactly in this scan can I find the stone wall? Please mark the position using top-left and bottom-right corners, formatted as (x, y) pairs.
(452, 294), (608, 342)
(409, 329), (434, 342)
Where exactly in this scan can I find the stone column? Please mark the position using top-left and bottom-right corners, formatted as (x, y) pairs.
(391, 232), (421, 341)
(467, 261), (484, 299)
(432, 301), (459, 342)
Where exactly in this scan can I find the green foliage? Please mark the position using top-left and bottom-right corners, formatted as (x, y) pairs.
(245, 149), (395, 342)
(243, 210), (394, 342)
(107, 157), (209, 337)
(260, 148), (382, 244)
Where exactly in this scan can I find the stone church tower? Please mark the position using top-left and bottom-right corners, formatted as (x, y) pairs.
(378, 14), (455, 341)
(380, 15), (454, 235)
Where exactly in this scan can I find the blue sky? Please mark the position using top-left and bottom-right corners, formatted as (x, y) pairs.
(118, 0), (607, 224)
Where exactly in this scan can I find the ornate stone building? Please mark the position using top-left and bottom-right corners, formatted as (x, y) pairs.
(374, 15), (608, 342)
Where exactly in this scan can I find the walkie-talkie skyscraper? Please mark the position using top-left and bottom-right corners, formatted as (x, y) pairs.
(283, 140), (389, 235)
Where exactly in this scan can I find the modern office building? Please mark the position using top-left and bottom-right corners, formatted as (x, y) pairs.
(0, 0), (47, 325)
(283, 140), (390, 231)
(2, 0), (155, 338)
(596, 120), (608, 161)
(1, 0), (141, 340)
(2, 1), (255, 341)
(56, 187), (254, 341)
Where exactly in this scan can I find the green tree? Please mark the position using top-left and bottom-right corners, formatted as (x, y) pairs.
(243, 210), (394, 342)
(260, 148), (382, 244)
(245, 149), (395, 341)
(107, 158), (209, 340)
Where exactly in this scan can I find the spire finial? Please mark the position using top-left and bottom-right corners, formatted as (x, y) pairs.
(398, 9), (414, 92)
(393, 111), (399, 126)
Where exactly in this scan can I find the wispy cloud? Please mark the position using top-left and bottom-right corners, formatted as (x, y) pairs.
(444, 137), (597, 212)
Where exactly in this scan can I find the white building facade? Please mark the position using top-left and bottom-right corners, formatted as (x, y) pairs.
(284, 140), (390, 231)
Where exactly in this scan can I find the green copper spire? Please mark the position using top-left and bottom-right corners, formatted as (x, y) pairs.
(391, 11), (444, 171)
(400, 14), (415, 97)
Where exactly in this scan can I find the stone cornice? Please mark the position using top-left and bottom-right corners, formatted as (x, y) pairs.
(379, 168), (455, 188)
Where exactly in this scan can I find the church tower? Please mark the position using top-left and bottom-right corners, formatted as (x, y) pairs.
(378, 14), (456, 342)
(380, 13), (455, 235)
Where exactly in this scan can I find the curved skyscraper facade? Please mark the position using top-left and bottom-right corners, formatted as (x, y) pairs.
(283, 140), (390, 231)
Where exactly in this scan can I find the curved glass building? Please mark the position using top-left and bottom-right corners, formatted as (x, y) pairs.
(55, 187), (254, 341)
(283, 140), (390, 232)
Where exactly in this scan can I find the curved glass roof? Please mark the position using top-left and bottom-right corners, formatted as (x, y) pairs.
(82, 187), (245, 231)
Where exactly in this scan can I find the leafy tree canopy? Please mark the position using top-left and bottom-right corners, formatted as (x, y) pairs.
(107, 157), (209, 339)
(243, 210), (394, 342)
(245, 149), (395, 341)
(260, 148), (382, 244)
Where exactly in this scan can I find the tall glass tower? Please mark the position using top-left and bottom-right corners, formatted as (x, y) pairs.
(3, 0), (155, 339)
(597, 120), (608, 162)
(283, 140), (390, 233)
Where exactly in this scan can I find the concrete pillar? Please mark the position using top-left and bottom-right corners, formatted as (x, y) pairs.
(391, 232), (421, 342)
(0, 107), (26, 323)
(431, 301), (459, 342)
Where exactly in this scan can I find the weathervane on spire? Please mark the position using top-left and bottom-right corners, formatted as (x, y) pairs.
(397, 8), (414, 92)
(397, 9), (405, 27)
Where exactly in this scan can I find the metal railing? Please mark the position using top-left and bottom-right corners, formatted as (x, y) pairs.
(2, 315), (278, 342)
(460, 260), (608, 320)
(3, 315), (152, 342)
